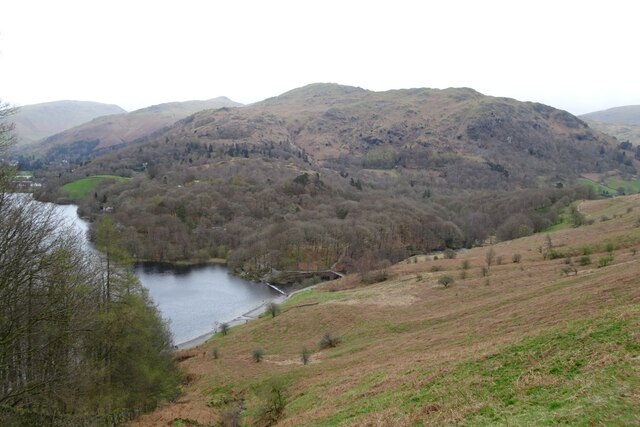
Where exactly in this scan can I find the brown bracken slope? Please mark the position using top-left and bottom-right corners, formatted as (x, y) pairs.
(134, 194), (640, 426)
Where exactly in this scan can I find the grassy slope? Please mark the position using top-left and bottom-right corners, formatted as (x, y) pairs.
(579, 175), (640, 196)
(134, 195), (640, 427)
(60, 175), (129, 199)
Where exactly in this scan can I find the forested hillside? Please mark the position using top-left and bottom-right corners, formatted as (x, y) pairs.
(0, 103), (180, 425)
(38, 84), (635, 281)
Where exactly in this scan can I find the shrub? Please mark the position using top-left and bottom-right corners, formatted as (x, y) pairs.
(605, 242), (615, 254)
(256, 379), (287, 426)
(438, 275), (454, 288)
(362, 269), (388, 284)
(429, 265), (443, 272)
(267, 302), (280, 318)
(301, 347), (310, 365)
(581, 246), (592, 256)
(548, 249), (565, 260)
(485, 247), (496, 268)
(416, 274), (423, 282)
(512, 253), (521, 263)
(461, 260), (470, 270)
(212, 348), (219, 359)
(252, 348), (265, 362)
(496, 256), (503, 265)
(459, 270), (467, 280)
(319, 332), (341, 349)
(632, 248), (637, 256)
(563, 256), (572, 265)
(481, 266), (489, 277)
(579, 256), (591, 266)
(219, 322), (229, 336)
(600, 215), (611, 222)
(444, 249), (457, 259)
(597, 255), (613, 268)
(561, 265), (577, 276)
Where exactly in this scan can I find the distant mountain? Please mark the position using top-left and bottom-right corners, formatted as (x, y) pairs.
(35, 97), (243, 158)
(580, 105), (640, 147)
(581, 105), (640, 125)
(12, 100), (125, 144)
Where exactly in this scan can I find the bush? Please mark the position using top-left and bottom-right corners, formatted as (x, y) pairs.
(579, 256), (591, 266)
(438, 275), (454, 288)
(547, 249), (565, 260)
(485, 247), (496, 268)
(267, 302), (280, 318)
(212, 348), (219, 359)
(461, 260), (470, 270)
(252, 348), (265, 362)
(597, 255), (613, 268)
(561, 265), (577, 276)
(481, 266), (489, 277)
(255, 378), (286, 426)
(319, 332), (341, 349)
(361, 269), (388, 284)
(219, 322), (229, 336)
(581, 246), (592, 256)
(301, 347), (310, 365)
(459, 270), (467, 280)
(496, 256), (503, 265)
(444, 249), (457, 259)
(429, 265), (443, 272)
(605, 242), (615, 254)
(512, 253), (521, 263)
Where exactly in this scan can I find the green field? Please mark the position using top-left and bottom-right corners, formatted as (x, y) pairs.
(61, 175), (129, 199)
(577, 178), (617, 196)
(606, 177), (640, 194)
(578, 176), (640, 197)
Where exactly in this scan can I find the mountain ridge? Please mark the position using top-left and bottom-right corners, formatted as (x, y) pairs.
(11, 100), (126, 145)
(30, 96), (243, 160)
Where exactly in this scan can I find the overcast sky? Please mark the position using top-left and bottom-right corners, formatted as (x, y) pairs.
(0, 0), (638, 114)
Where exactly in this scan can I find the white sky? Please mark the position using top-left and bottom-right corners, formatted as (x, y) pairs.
(0, 0), (638, 114)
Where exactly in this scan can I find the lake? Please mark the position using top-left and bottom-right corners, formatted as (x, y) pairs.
(50, 200), (279, 345)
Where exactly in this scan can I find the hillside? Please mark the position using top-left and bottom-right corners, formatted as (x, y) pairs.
(164, 83), (622, 183)
(11, 100), (125, 144)
(581, 105), (640, 125)
(133, 194), (640, 426)
(582, 118), (640, 147)
(35, 84), (638, 276)
(31, 96), (243, 161)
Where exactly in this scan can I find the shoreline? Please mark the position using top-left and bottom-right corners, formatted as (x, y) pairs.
(175, 283), (323, 350)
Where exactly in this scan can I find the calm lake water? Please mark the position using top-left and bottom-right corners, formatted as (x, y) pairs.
(49, 200), (278, 345)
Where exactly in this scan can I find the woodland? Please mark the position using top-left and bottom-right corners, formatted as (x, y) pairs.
(0, 102), (180, 426)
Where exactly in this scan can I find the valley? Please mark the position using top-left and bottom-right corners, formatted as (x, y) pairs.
(3, 84), (640, 426)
